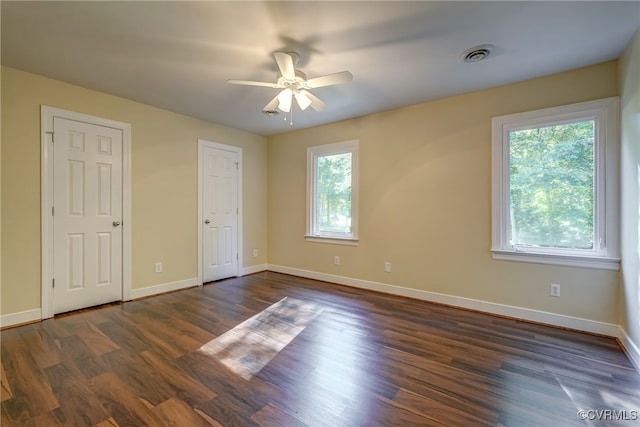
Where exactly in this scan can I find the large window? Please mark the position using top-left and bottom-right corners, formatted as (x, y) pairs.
(306, 140), (358, 245)
(491, 98), (619, 269)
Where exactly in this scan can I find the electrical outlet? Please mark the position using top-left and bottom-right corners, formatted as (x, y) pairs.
(155, 262), (163, 273)
(384, 261), (392, 273)
(334, 256), (340, 266)
(550, 283), (561, 297)
(253, 249), (258, 257)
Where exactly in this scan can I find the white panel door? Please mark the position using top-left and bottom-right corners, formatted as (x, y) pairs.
(202, 146), (238, 282)
(53, 117), (123, 314)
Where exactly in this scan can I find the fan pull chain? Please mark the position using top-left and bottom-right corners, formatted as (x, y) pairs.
(283, 109), (294, 126)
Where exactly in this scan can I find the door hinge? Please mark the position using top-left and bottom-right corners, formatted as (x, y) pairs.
(52, 206), (55, 216)
(235, 162), (239, 170)
(45, 131), (54, 143)
(52, 278), (55, 288)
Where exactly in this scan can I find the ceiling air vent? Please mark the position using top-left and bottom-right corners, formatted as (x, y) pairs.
(461, 44), (494, 63)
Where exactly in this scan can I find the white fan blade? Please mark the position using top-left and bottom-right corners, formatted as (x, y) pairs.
(227, 79), (277, 88)
(306, 71), (353, 88)
(299, 90), (326, 111)
(294, 92), (312, 110)
(274, 52), (295, 80)
(263, 94), (280, 111)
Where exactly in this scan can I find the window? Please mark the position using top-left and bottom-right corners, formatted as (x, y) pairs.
(306, 140), (359, 245)
(491, 98), (619, 269)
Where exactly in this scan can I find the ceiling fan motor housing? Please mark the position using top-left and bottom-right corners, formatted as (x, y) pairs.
(277, 70), (310, 90)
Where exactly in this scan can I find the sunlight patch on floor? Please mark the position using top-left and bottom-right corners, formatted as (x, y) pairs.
(199, 297), (324, 380)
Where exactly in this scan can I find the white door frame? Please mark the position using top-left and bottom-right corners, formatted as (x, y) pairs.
(41, 106), (132, 319)
(197, 139), (243, 285)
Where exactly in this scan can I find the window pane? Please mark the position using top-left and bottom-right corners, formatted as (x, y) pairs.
(509, 120), (595, 250)
(316, 152), (352, 234)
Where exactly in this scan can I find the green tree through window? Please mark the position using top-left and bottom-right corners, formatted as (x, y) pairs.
(316, 152), (352, 234)
(307, 140), (358, 243)
(509, 120), (595, 249)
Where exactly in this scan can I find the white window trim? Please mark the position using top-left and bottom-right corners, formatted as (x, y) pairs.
(306, 140), (359, 245)
(491, 97), (620, 270)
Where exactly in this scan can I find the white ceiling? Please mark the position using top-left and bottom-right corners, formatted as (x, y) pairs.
(2, 1), (639, 136)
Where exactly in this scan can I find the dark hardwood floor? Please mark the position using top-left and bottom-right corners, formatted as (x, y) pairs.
(2, 271), (639, 426)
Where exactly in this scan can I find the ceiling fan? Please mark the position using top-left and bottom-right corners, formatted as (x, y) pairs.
(228, 52), (353, 114)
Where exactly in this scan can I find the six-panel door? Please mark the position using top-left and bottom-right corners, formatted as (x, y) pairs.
(53, 117), (123, 314)
(202, 145), (238, 282)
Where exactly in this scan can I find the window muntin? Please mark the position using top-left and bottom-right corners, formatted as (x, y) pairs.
(307, 140), (358, 244)
(491, 98), (619, 269)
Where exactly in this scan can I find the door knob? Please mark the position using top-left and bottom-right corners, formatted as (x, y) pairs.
(204, 219), (210, 224)
(113, 221), (121, 227)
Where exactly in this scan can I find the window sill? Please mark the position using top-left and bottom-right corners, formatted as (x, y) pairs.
(491, 249), (620, 270)
(305, 236), (359, 246)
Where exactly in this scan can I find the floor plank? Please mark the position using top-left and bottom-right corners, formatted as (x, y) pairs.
(1, 362), (13, 402)
(1, 271), (639, 426)
(152, 397), (212, 427)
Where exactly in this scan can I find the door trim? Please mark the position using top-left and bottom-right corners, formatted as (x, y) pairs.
(197, 139), (243, 285)
(41, 106), (132, 319)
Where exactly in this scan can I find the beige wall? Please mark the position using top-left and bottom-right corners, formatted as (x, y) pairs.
(267, 61), (621, 324)
(1, 57), (629, 329)
(620, 30), (640, 350)
(1, 66), (267, 315)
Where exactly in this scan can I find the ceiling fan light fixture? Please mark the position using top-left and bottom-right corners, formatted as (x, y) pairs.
(461, 44), (494, 63)
(277, 88), (293, 112)
(294, 92), (312, 110)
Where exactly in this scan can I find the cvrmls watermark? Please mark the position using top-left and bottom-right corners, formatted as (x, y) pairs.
(577, 409), (639, 421)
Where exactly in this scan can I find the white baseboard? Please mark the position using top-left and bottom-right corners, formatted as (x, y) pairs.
(241, 264), (268, 276)
(267, 264), (620, 337)
(130, 277), (198, 300)
(617, 327), (640, 372)
(1, 278), (197, 328)
(1, 308), (42, 329)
